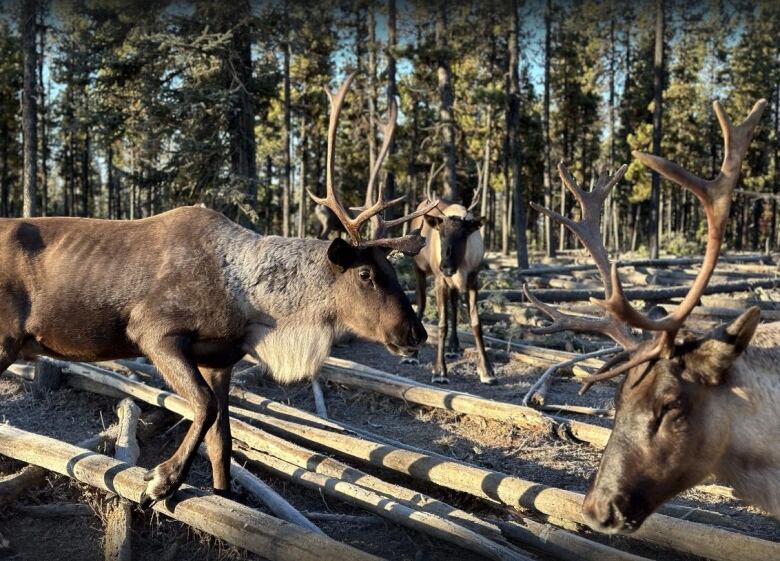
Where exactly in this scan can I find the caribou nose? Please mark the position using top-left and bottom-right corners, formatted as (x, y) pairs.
(583, 492), (626, 532)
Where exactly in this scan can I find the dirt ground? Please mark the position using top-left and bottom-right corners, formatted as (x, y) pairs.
(0, 254), (778, 561)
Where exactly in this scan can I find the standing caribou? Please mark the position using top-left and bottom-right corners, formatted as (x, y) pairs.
(409, 189), (495, 385)
(525, 99), (780, 531)
(0, 73), (434, 507)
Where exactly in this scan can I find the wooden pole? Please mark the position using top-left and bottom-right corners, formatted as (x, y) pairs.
(105, 398), (141, 561)
(39, 362), (776, 561)
(226, 454), (323, 535)
(235, 447), (533, 561)
(0, 425), (381, 561)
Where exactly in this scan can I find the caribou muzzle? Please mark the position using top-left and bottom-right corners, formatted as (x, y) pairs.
(385, 318), (427, 357)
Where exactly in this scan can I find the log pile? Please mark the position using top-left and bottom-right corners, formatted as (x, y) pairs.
(2, 359), (778, 561)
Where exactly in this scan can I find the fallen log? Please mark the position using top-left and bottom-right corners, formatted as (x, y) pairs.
(234, 446), (534, 561)
(0, 425), (381, 561)
(55, 362), (529, 559)
(0, 422), (117, 505)
(12, 361), (771, 561)
(522, 347), (620, 406)
(409, 277), (780, 303)
(499, 519), (650, 561)
(507, 254), (770, 276)
(319, 359), (611, 448)
(105, 398), (142, 561)
(303, 512), (384, 526)
(13, 502), (93, 518)
(227, 455), (323, 535)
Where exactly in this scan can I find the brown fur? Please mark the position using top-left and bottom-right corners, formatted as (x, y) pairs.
(0, 206), (426, 505)
(409, 200), (494, 384)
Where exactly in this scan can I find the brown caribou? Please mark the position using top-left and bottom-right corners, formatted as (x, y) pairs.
(525, 99), (780, 532)
(408, 185), (495, 385)
(0, 73), (434, 508)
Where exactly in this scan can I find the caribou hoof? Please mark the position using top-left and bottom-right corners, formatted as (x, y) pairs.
(431, 375), (450, 384)
(480, 375), (498, 386)
(400, 357), (420, 365)
(140, 465), (179, 509)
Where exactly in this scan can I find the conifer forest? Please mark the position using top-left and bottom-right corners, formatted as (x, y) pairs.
(0, 1), (779, 561)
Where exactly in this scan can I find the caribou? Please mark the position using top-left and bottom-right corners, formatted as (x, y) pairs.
(0, 72), (434, 508)
(409, 185), (495, 385)
(524, 99), (780, 532)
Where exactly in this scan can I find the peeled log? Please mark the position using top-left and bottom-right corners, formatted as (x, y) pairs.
(0, 425), (381, 561)
(104, 398), (141, 561)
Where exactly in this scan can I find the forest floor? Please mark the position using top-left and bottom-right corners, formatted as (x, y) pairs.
(1, 251), (779, 561)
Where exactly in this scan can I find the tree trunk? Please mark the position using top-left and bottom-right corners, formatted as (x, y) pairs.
(81, 130), (90, 217)
(367, 7), (377, 173)
(508, 0), (528, 268)
(649, 0), (665, 258)
(226, 0), (257, 227)
(435, 0), (457, 202)
(38, 7), (47, 217)
(21, 0), (38, 218)
(0, 118), (8, 217)
(282, 39), (292, 237)
(107, 144), (114, 219)
(543, 0), (555, 257)
(297, 119), (308, 238)
(385, 0), (398, 218)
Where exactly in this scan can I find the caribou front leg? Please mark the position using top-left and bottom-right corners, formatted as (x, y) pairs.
(431, 278), (449, 384)
(468, 273), (495, 385)
(139, 335), (218, 508)
(445, 288), (460, 358)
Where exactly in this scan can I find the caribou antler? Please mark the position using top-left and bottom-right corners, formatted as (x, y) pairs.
(524, 98), (766, 393)
(308, 73), (438, 254)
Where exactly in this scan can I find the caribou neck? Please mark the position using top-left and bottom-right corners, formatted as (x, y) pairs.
(710, 328), (780, 518)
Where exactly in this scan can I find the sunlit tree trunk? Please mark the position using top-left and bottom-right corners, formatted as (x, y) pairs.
(649, 0), (665, 258)
(21, 0), (38, 217)
(435, 0), (457, 201)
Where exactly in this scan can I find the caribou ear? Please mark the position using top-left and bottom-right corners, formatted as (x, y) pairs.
(327, 238), (357, 271)
(425, 215), (443, 229)
(466, 216), (485, 232)
(682, 306), (760, 386)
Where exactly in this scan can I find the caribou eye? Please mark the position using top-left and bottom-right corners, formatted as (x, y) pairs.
(658, 399), (684, 421)
(358, 269), (372, 282)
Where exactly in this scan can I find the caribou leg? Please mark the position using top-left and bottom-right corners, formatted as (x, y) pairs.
(431, 278), (449, 384)
(468, 273), (495, 385)
(201, 365), (234, 497)
(401, 266), (428, 366)
(445, 288), (460, 358)
(139, 335), (217, 508)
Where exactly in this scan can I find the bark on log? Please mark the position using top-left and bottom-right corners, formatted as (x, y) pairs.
(0, 425), (381, 561)
(104, 398), (141, 561)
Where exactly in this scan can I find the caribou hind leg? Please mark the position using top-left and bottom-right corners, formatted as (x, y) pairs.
(201, 366), (233, 497)
(139, 335), (218, 508)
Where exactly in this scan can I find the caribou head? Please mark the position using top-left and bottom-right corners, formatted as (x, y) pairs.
(524, 99), (767, 533)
